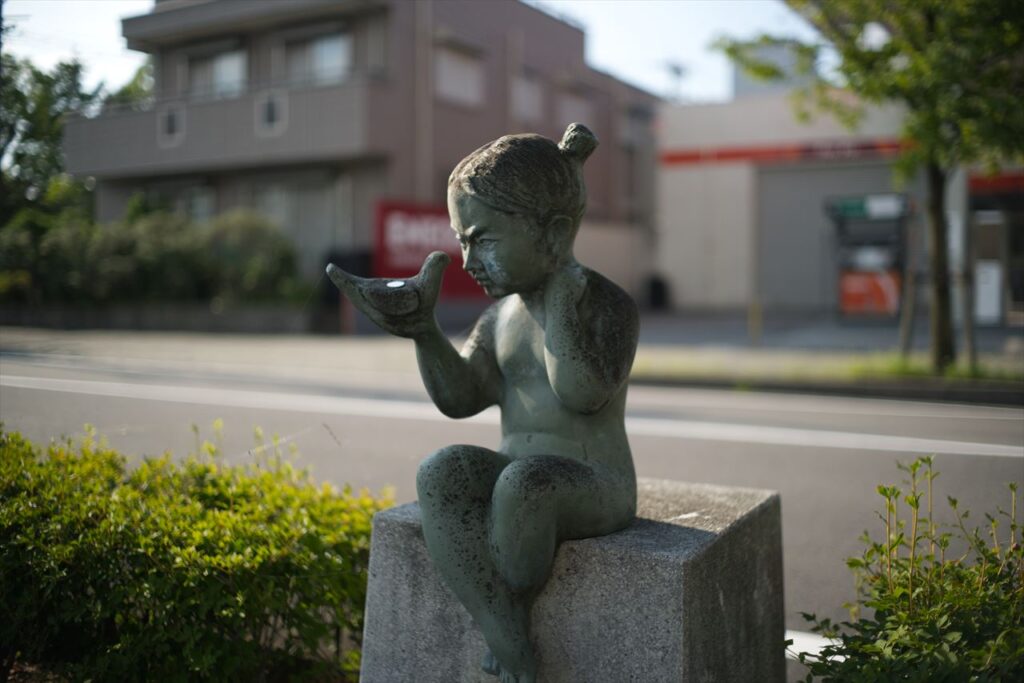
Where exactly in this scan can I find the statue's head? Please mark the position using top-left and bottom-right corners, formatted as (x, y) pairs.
(447, 123), (598, 298)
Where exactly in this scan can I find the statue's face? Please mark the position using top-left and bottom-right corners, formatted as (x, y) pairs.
(448, 188), (554, 298)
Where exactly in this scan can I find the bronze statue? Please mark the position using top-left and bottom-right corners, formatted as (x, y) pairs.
(327, 123), (638, 683)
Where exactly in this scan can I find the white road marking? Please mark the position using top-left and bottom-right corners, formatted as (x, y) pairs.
(3, 374), (1021, 458)
(1, 373), (490, 422)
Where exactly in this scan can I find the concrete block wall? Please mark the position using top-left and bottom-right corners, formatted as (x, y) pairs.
(360, 478), (785, 682)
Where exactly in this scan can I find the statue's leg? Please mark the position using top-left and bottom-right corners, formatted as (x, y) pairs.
(416, 445), (534, 678)
(489, 455), (636, 593)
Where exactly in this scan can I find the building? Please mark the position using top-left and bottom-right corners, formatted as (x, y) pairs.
(655, 74), (1024, 325)
(64, 0), (658, 298)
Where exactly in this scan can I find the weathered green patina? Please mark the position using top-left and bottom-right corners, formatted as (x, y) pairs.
(327, 123), (638, 683)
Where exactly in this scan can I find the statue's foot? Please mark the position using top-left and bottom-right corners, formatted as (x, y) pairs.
(477, 600), (537, 683)
(482, 649), (500, 675)
(497, 667), (535, 683)
(482, 648), (537, 683)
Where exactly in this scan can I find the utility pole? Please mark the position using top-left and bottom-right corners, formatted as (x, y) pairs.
(666, 62), (686, 102)
(1, 0), (6, 75)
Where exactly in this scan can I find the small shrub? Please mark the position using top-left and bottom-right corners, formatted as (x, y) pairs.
(114, 212), (209, 302)
(0, 208), (303, 306)
(0, 425), (393, 681)
(204, 209), (299, 303)
(0, 224), (35, 301)
(795, 457), (1023, 681)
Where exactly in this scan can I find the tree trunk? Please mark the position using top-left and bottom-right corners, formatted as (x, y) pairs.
(926, 162), (956, 372)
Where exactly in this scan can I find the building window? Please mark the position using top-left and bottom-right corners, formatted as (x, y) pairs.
(511, 72), (543, 124)
(255, 184), (291, 230)
(182, 186), (216, 222)
(254, 90), (288, 137)
(556, 90), (594, 130)
(165, 110), (178, 136)
(156, 103), (185, 148)
(189, 49), (247, 98)
(435, 46), (484, 107)
(287, 32), (352, 85)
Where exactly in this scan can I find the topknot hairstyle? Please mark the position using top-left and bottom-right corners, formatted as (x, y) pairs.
(448, 123), (598, 227)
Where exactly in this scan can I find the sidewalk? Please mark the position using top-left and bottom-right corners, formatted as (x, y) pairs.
(632, 312), (1023, 405)
(2, 312), (1022, 405)
(638, 311), (1021, 353)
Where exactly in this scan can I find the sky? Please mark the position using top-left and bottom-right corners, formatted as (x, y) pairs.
(3, 0), (819, 102)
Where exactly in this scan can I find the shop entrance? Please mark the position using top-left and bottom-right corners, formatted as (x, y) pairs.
(826, 193), (910, 318)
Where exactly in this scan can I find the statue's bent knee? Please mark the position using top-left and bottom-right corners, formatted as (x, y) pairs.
(492, 459), (556, 513)
(417, 446), (461, 497)
(417, 444), (497, 501)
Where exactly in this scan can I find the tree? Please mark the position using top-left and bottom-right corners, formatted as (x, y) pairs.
(720, 0), (1024, 373)
(103, 58), (153, 112)
(0, 55), (101, 225)
(0, 54), (30, 223)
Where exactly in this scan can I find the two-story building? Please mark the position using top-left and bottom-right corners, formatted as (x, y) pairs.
(65, 0), (658, 296)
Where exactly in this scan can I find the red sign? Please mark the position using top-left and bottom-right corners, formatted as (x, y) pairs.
(840, 270), (901, 315)
(374, 200), (486, 299)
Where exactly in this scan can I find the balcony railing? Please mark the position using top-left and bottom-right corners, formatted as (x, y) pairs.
(65, 77), (374, 178)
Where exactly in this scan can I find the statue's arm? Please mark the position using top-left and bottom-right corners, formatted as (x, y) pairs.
(543, 268), (638, 414)
(414, 305), (501, 418)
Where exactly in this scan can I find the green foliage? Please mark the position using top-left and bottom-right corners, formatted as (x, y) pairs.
(205, 209), (301, 304)
(102, 60), (154, 113)
(0, 210), (302, 305)
(0, 55), (101, 223)
(122, 190), (170, 224)
(845, 353), (1024, 382)
(0, 425), (393, 681)
(1, 53), (149, 228)
(795, 457), (1024, 681)
(718, 0), (1024, 173)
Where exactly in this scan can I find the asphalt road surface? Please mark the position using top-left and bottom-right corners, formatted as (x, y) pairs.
(2, 340), (1022, 647)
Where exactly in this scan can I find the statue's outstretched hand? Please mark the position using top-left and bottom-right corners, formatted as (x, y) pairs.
(327, 251), (450, 338)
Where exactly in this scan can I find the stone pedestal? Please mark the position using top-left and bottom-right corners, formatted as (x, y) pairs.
(360, 478), (785, 682)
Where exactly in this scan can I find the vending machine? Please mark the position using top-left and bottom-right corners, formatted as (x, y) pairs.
(826, 193), (911, 317)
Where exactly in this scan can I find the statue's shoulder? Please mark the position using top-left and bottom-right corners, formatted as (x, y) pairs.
(576, 267), (639, 375)
(582, 267), (638, 320)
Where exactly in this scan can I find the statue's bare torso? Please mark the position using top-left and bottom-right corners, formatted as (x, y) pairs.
(487, 271), (635, 478)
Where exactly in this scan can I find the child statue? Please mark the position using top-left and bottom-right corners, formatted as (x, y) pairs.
(327, 123), (638, 683)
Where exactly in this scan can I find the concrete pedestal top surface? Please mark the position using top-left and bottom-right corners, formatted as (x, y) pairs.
(360, 478), (785, 682)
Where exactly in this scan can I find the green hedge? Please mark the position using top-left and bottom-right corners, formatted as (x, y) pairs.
(0, 426), (393, 681)
(795, 457), (1023, 681)
(0, 208), (302, 305)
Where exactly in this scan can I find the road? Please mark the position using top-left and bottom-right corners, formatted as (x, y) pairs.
(2, 333), (1022, 645)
